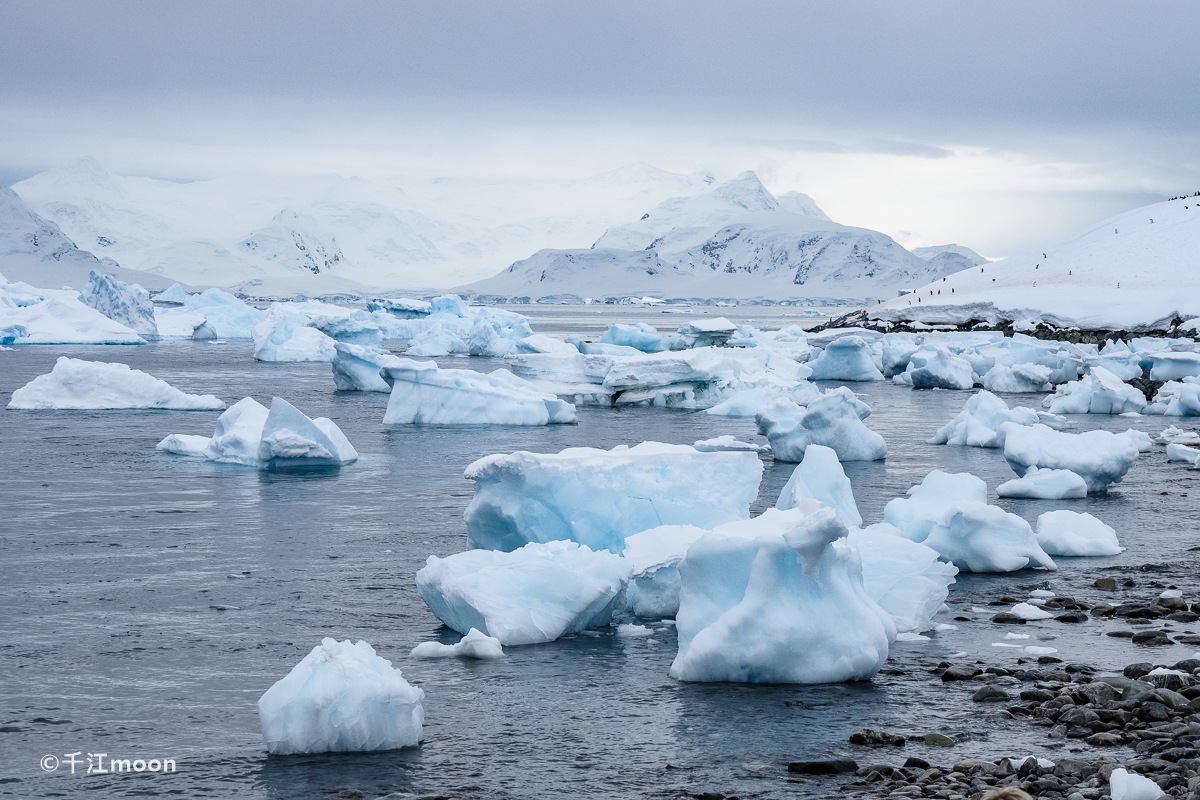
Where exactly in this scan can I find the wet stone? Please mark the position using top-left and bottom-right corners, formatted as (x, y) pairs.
(1132, 630), (1173, 645)
(972, 685), (1011, 703)
(991, 613), (1027, 625)
(788, 759), (858, 775)
(1094, 577), (1118, 590)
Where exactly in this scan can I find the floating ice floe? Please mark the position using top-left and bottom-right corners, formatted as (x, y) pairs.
(621, 524), (710, 619)
(669, 507), (894, 684)
(601, 347), (814, 409)
(381, 359), (576, 425)
(467, 308), (535, 357)
(692, 435), (769, 454)
(996, 466), (1088, 499)
(1083, 353), (1143, 382)
(331, 342), (404, 392)
(850, 523), (958, 635)
(252, 304), (338, 362)
(1148, 351), (1200, 382)
(1043, 366), (1147, 414)
(415, 541), (631, 645)
(1166, 443), (1200, 467)
(895, 347), (976, 390)
(806, 336), (883, 381)
(81, 270), (158, 337)
(184, 288), (266, 339)
(1009, 602), (1053, 620)
(1000, 423), (1140, 493)
(928, 390), (1043, 448)
(463, 442), (761, 553)
(0, 276), (144, 344)
(775, 444), (863, 527)
(8, 357), (224, 410)
(756, 387), (887, 462)
(884, 470), (1056, 572)
(366, 297), (432, 319)
(513, 334), (577, 355)
(157, 396), (356, 469)
(1147, 379), (1200, 416)
(1160, 425), (1200, 445)
(406, 322), (469, 356)
(257, 638), (423, 755)
(153, 282), (187, 304)
(601, 321), (674, 353)
(981, 363), (1054, 393)
(1035, 510), (1123, 557)
(410, 628), (505, 659)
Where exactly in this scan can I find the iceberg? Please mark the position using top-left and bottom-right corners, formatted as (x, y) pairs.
(927, 390), (1041, 448)
(410, 628), (505, 659)
(382, 359), (577, 425)
(1149, 351), (1200, 382)
(675, 317), (737, 348)
(513, 334), (577, 355)
(669, 507), (894, 684)
(8, 357), (225, 410)
(367, 297), (432, 319)
(1044, 366), (1147, 414)
(1160, 425), (1200, 445)
(775, 444), (863, 528)
(1035, 510), (1123, 557)
(155, 433), (212, 457)
(463, 442), (762, 553)
(81, 270), (158, 337)
(1082, 353), (1143, 382)
(755, 388), (887, 462)
(154, 307), (206, 338)
(185, 288), (266, 339)
(201, 397), (271, 465)
(256, 638), (423, 755)
(981, 363), (1053, 393)
(153, 282), (188, 304)
(806, 336), (883, 381)
(257, 397), (358, 470)
(621, 524), (710, 619)
(918, 502), (1057, 573)
(884, 470), (989, 542)
(467, 309), (534, 357)
(331, 342), (404, 392)
(601, 322), (672, 353)
(405, 322), (469, 356)
(849, 524), (958, 635)
(1148, 380), (1200, 416)
(252, 305), (337, 362)
(1000, 423), (1140, 493)
(415, 541), (631, 645)
(996, 466), (1088, 499)
(0, 278), (144, 345)
(899, 347), (976, 390)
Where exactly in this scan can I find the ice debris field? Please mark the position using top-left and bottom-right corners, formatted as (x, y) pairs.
(5, 267), (1200, 772)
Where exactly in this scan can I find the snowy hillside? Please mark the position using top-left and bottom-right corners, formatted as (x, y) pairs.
(872, 197), (1200, 331)
(463, 175), (968, 302)
(12, 158), (715, 292)
(911, 243), (989, 265)
(0, 187), (177, 291)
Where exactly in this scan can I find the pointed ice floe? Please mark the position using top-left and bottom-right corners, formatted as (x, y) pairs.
(928, 390), (1049, 448)
(415, 541), (631, 646)
(7, 357), (224, 410)
(464, 442), (761, 554)
(775, 444), (863, 528)
(1044, 366), (1147, 414)
(257, 638), (423, 755)
(756, 387), (886, 461)
(252, 304), (337, 362)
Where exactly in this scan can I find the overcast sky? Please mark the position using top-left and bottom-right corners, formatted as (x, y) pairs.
(2, 0), (1197, 255)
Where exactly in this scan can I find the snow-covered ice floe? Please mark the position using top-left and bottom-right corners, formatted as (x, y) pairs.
(0, 276), (144, 345)
(331, 342), (404, 392)
(981, 363), (1053, 393)
(621, 525), (709, 619)
(463, 442), (761, 553)
(756, 387), (887, 461)
(884, 470), (1056, 572)
(806, 336), (883, 381)
(1000, 423), (1140, 493)
(995, 466), (1088, 499)
(381, 359), (576, 425)
(928, 390), (1045, 448)
(256, 638), (423, 755)
(1147, 379), (1200, 416)
(1035, 510), (1123, 557)
(1043, 366), (1146, 414)
(894, 347), (976, 390)
(8, 357), (224, 410)
(669, 507), (894, 684)
(81, 270), (158, 337)
(252, 304), (337, 362)
(692, 435), (769, 454)
(156, 396), (357, 469)
(1166, 443), (1200, 468)
(1160, 425), (1200, 445)
(415, 541), (631, 645)
(410, 628), (505, 659)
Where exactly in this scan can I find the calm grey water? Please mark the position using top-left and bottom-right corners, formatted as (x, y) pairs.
(2, 335), (1199, 800)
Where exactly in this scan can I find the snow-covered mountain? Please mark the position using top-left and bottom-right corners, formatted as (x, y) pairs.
(12, 158), (716, 292)
(0, 186), (176, 291)
(463, 173), (968, 302)
(872, 197), (1200, 331)
(911, 243), (989, 265)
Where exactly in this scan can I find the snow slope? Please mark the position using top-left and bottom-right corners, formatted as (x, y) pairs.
(873, 198), (1200, 331)
(911, 244), (989, 265)
(12, 158), (716, 292)
(463, 174), (965, 302)
(0, 187), (177, 291)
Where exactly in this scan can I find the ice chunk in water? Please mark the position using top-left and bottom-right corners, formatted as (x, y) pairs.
(331, 342), (404, 392)
(775, 444), (863, 528)
(463, 442), (762, 554)
(756, 388), (886, 462)
(883, 470), (988, 542)
(1035, 510), (1123, 557)
(1044, 366), (1147, 414)
(257, 638), (423, 754)
(850, 524), (958, 635)
(806, 336), (883, 381)
(996, 467), (1088, 499)
(382, 359), (576, 425)
(901, 347), (976, 390)
(927, 390), (1041, 448)
(669, 507), (894, 683)
(1001, 422), (1139, 493)
(410, 628), (505, 659)
(415, 541), (631, 645)
(252, 305), (337, 362)
(981, 363), (1053, 393)
(81, 270), (157, 337)
(202, 397), (271, 465)
(257, 397), (358, 469)
(7, 357), (225, 410)
(155, 433), (212, 457)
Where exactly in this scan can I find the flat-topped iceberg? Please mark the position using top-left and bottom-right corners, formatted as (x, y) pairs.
(416, 541), (631, 645)
(257, 638), (423, 755)
(1035, 510), (1123, 557)
(806, 336), (883, 381)
(382, 359), (576, 425)
(692, 435), (768, 454)
(1149, 352), (1200, 382)
(1044, 366), (1147, 414)
(8, 357), (224, 410)
(1000, 423), (1140, 493)
(463, 442), (762, 553)
(756, 387), (887, 462)
(331, 342), (404, 392)
(252, 304), (337, 362)
(996, 466), (1088, 499)
(928, 390), (1042, 448)
(669, 507), (894, 684)
(81, 270), (158, 337)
